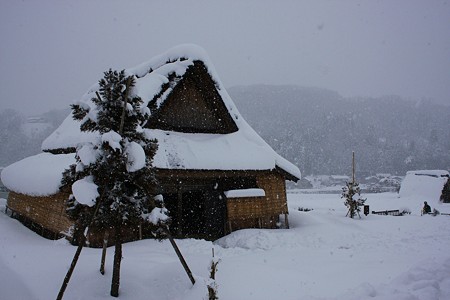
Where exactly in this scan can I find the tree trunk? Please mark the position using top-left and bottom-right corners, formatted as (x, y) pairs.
(110, 225), (122, 297)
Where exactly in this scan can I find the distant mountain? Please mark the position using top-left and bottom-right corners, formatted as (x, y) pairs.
(228, 85), (450, 176)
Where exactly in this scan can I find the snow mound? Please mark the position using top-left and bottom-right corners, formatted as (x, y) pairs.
(215, 229), (289, 250)
(342, 258), (450, 300)
(1, 192), (450, 299)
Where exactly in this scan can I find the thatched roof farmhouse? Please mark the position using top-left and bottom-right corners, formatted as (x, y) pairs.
(1, 45), (300, 246)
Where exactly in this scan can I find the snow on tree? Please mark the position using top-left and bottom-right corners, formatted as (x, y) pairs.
(341, 152), (366, 219)
(60, 69), (169, 297)
(342, 181), (366, 219)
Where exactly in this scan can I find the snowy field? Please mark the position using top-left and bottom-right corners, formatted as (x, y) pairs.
(1, 192), (450, 300)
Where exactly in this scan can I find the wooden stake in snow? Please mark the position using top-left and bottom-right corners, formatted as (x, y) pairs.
(208, 247), (219, 300)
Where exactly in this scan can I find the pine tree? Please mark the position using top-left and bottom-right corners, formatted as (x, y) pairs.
(61, 69), (169, 297)
(342, 181), (366, 218)
(342, 152), (366, 219)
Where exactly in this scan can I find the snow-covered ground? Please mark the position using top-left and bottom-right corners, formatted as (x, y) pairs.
(1, 192), (450, 300)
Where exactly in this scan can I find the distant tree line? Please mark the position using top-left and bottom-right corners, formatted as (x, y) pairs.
(229, 85), (450, 176)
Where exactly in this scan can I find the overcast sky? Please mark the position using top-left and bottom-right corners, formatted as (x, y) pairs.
(1, 0), (449, 116)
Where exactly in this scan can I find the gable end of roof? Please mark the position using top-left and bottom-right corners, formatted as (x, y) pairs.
(145, 60), (238, 134)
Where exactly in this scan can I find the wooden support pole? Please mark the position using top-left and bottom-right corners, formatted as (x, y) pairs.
(166, 230), (195, 285)
(56, 227), (87, 300)
(100, 230), (109, 275)
(177, 189), (183, 236)
(352, 151), (355, 184)
(56, 196), (103, 300)
(284, 213), (290, 229)
(110, 225), (122, 297)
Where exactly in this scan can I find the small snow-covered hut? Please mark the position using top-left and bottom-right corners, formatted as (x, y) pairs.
(399, 170), (449, 205)
(1, 45), (300, 245)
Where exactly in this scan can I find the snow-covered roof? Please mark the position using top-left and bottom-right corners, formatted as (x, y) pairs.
(405, 170), (449, 178)
(42, 44), (300, 177)
(224, 188), (266, 198)
(3, 45), (300, 195)
(1, 153), (75, 196)
(399, 170), (449, 203)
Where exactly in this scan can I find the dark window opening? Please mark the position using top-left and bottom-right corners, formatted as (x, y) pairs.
(218, 176), (258, 191)
(162, 188), (227, 240)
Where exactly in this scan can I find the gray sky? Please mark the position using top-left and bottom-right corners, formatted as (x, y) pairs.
(1, 0), (449, 115)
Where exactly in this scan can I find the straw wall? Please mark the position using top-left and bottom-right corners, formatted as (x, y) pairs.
(226, 172), (288, 231)
(256, 172), (288, 215)
(6, 169), (290, 241)
(7, 191), (73, 236)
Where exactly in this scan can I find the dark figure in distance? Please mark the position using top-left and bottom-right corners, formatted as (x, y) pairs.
(422, 201), (431, 215)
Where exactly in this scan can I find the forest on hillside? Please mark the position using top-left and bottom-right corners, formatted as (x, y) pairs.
(229, 85), (450, 176)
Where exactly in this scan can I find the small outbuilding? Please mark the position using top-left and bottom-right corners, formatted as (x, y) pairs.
(1, 45), (300, 245)
(399, 170), (449, 205)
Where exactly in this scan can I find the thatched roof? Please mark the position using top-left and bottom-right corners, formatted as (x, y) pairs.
(2, 45), (300, 196)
